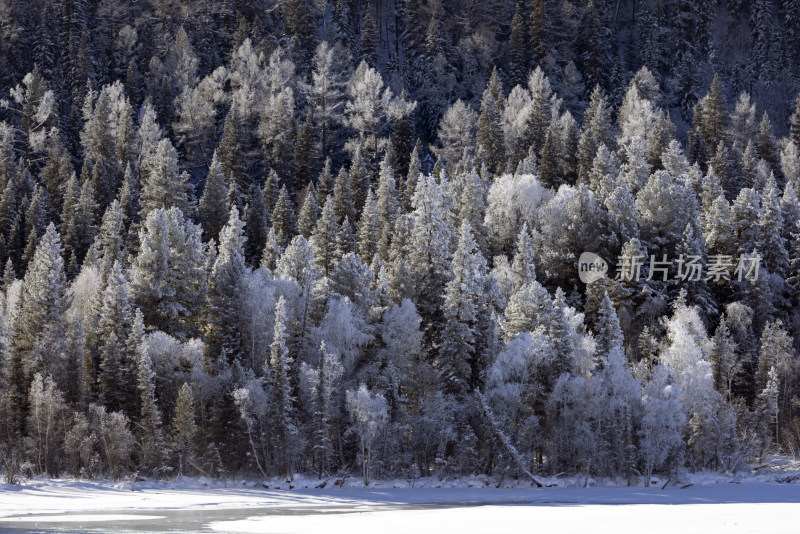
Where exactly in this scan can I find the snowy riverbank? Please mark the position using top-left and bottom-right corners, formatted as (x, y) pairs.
(1, 470), (800, 533)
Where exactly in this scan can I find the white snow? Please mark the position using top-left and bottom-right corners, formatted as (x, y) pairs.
(1, 474), (799, 533)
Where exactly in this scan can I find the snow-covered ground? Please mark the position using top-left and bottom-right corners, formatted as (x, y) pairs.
(1, 472), (799, 533)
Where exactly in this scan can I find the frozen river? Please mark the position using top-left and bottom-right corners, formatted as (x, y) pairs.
(1, 480), (799, 533)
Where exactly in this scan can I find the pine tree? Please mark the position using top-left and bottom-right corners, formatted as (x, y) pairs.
(332, 167), (356, 225)
(271, 186), (297, 248)
(709, 315), (737, 400)
(526, 66), (553, 155)
(791, 92), (800, 149)
(269, 296), (297, 479)
(172, 383), (197, 476)
(508, 3), (528, 89)
(198, 153), (229, 243)
(297, 185), (320, 239)
(408, 175), (455, 349)
(438, 221), (487, 395)
(310, 196), (339, 276)
(295, 110), (314, 191)
(695, 75), (729, 156)
(529, 0), (548, 65)
(140, 138), (192, 216)
(96, 261), (135, 415)
(244, 184), (270, 267)
(476, 69), (505, 175)
(580, 0), (610, 90)
(578, 85), (615, 182)
(356, 189), (381, 262)
(594, 293), (624, 359)
(204, 207), (247, 364)
(511, 223), (537, 291)
(217, 106), (248, 205)
(316, 159), (334, 207)
(137, 340), (167, 475)
(359, 6), (378, 68)
(131, 208), (206, 338)
(404, 141), (422, 210)
(7, 224), (68, 435)
(375, 155), (400, 259)
(755, 113), (781, 174)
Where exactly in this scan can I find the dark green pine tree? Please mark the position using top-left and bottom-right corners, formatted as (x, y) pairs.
(217, 107), (248, 208)
(332, 167), (356, 225)
(391, 91), (415, 178)
(508, 3), (528, 90)
(244, 184), (270, 266)
(297, 184), (320, 239)
(96, 261), (135, 415)
(310, 196), (340, 276)
(580, 0), (610, 91)
(476, 69), (505, 175)
(269, 296), (298, 480)
(529, 0), (548, 66)
(790, 92), (800, 148)
(755, 112), (781, 174)
(359, 6), (378, 68)
(198, 152), (229, 243)
(204, 207), (247, 365)
(8, 224), (69, 435)
(295, 109), (315, 192)
(696, 74), (729, 156)
(271, 186), (297, 247)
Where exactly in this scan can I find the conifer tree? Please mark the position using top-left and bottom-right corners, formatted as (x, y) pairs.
(356, 189), (381, 262)
(137, 341), (167, 474)
(204, 207), (247, 364)
(97, 261), (135, 415)
(508, 3), (528, 89)
(271, 186), (297, 247)
(269, 296), (297, 479)
(198, 153), (229, 243)
(172, 382), (197, 476)
(310, 196), (340, 276)
(140, 138), (192, 216)
(476, 69), (505, 175)
(438, 221), (487, 395)
(8, 224), (68, 434)
(244, 185), (270, 267)
(297, 185), (320, 239)
(333, 167), (356, 225)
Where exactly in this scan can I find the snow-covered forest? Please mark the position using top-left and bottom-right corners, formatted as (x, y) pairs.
(1, 0), (800, 485)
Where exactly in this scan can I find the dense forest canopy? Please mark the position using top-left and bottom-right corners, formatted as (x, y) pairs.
(0, 0), (800, 484)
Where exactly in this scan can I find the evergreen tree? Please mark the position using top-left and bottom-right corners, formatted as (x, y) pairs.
(529, 0), (549, 65)
(204, 207), (247, 364)
(297, 185), (320, 239)
(140, 138), (192, 216)
(476, 69), (505, 175)
(356, 189), (381, 262)
(359, 6), (378, 68)
(137, 339), (167, 474)
(96, 261), (135, 415)
(332, 167), (356, 225)
(310, 196), (340, 276)
(270, 186), (297, 247)
(172, 383), (197, 476)
(508, 3), (528, 89)
(8, 224), (68, 434)
(269, 296), (297, 479)
(198, 153), (229, 243)
(244, 185), (270, 266)
(438, 221), (487, 395)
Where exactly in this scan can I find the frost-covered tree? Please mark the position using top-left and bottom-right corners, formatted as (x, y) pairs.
(346, 383), (387, 485)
